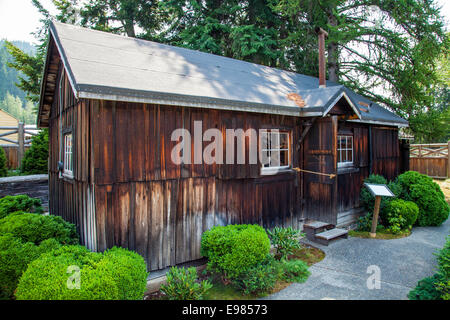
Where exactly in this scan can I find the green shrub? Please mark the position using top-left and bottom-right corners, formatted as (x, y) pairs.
(15, 245), (148, 300)
(98, 247), (148, 300)
(382, 199), (419, 233)
(395, 171), (449, 226)
(436, 237), (450, 299)
(267, 226), (303, 260)
(278, 259), (310, 283)
(232, 256), (280, 295)
(160, 266), (212, 300)
(0, 147), (7, 177)
(356, 212), (385, 232)
(201, 224), (271, 280)
(408, 274), (444, 300)
(408, 238), (450, 300)
(0, 234), (60, 299)
(20, 129), (48, 175)
(0, 195), (43, 219)
(0, 212), (78, 245)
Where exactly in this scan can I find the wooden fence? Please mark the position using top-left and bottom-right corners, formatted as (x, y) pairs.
(0, 123), (39, 169)
(409, 142), (449, 179)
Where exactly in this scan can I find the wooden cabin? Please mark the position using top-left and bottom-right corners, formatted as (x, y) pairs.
(38, 22), (409, 270)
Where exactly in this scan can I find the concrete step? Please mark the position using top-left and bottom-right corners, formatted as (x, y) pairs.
(314, 228), (348, 246)
(303, 220), (335, 241)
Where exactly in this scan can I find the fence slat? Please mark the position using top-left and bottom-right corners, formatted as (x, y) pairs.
(0, 123), (40, 169)
(409, 141), (449, 178)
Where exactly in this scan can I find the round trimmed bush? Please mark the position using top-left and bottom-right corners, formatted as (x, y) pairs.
(0, 195), (43, 219)
(395, 171), (449, 226)
(15, 245), (148, 300)
(201, 224), (271, 279)
(0, 212), (78, 245)
(382, 199), (419, 233)
(0, 234), (60, 299)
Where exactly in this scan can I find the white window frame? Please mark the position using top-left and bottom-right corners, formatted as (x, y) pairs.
(63, 133), (73, 178)
(260, 130), (291, 175)
(337, 135), (353, 168)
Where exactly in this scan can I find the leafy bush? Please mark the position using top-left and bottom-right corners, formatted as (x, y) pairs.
(267, 226), (303, 260)
(98, 247), (148, 300)
(408, 274), (445, 300)
(20, 129), (48, 175)
(356, 212), (385, 232)
(382, 199), (419, 233)
(360, 174), (387, 212)
(232, 256), (280, 295)
(0, 147), (7, 177)
(0, 195), (43, 219)
(201, 224), (271, 280)
(278, 259), (310, 283)
(160, 266), (212, 300)
(408, 238), (450, 300)
(0, 212), (78, 245)
(15, 245), (148, 300)
(0, 234), (60, 299)
(436, 237), (450, 299)
(395, 171), (449, 226)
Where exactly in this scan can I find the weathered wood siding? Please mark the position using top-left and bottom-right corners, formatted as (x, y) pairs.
(91, 100), (302, 269)
(48, 68), (97, 251)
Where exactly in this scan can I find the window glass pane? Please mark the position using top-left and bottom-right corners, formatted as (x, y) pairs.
(280, 150), (289, 166)
(279, 133), (288, 149)
(347, 149), (352, 163)
(270, 149), (280, 167)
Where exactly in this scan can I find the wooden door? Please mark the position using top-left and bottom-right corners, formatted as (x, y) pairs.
(302, 116), (338, 224)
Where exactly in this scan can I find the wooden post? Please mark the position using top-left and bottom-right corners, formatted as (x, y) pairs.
(370, 195), (382, 238)
(17, 122), (24, 168)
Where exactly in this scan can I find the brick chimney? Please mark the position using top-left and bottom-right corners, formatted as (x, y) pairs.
(316, 27), (328, 88)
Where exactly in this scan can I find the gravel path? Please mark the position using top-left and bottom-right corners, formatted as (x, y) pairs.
(264, 218), (450, 300)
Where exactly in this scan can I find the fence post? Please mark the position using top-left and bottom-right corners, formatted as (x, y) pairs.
(18, 122), (24, 168)
(448, 140), (450, 178)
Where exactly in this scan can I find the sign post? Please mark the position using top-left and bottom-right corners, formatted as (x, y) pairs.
(363, 183), (395, 238)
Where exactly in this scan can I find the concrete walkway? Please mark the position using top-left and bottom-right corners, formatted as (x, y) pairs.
(265, 218), (449, 300)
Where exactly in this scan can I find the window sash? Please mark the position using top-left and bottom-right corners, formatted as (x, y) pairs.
(337, 135), (353, 167)
(261, 130), (291, 170)
(63, 133), (73, 177)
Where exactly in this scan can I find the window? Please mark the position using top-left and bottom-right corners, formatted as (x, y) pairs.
(63, 133), (73, 178)
(337, 135), (353, 167)
(260, 130), (291, 173)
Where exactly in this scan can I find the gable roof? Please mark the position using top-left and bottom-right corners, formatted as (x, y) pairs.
(38, 21), (408, 128)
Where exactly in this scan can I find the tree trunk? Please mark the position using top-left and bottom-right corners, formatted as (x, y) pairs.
(327, 10), (339, 83)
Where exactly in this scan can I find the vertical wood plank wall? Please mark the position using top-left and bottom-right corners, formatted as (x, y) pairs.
(91, 100), (302, 270)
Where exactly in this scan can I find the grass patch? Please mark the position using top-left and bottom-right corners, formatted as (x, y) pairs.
(289, 245), (325, 266)
(348, 229), (411, 239)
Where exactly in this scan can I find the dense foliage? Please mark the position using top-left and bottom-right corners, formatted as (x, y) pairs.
(15, 245), (148, 300)
(359, 174), (400, 214)
(277, 259), (310, 283)
(232, 256), (280, 295)
(409, 237), (449, 300)
(0, 195), (43, 219)
(160, 266), (212, 300)
(395, 171), (449, 226)
(20, 129), (49, 175)
(267, 226), (302, 260)
(0, 212), (78, 245)
(0, 147), (7, 177)
(201, 224), (271, 280)
(382, 199), (419, 234)
(0, 234), (60, 299)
